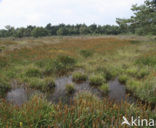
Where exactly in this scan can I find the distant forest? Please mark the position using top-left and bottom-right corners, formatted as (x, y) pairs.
(0, 0), (155, 38)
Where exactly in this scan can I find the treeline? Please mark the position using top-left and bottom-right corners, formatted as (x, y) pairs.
(0, 24), (121, 38)
(0, 0), (155, 38)
(116, 0), (156, 35)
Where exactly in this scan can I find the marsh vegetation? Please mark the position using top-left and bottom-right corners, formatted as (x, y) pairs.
(0, 36), (156, 127)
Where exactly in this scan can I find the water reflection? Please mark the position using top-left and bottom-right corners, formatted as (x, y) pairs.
(6, 76), (135, 105)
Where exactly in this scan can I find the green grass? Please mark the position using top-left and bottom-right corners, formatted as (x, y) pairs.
(43, 77), (56, 91)
(126, 66), (149, 79)
(80, 49), (93, 58)
(0, 95), (54, 128)
(89, 74), (105, 86)
(72, 72), (88, 82)
(127, 79), (141, 92)
(53, 55), (76, 75)
(65, 83), (75, 94)
(126, 66), (138, 77)
(136, 68), (149, 79)
(0, 93), (154, 128)
(136, 56), (156, 66)
(118, 74), (128, 84)
(126, 78), (156, 104)
(99, 83), (109, 94)
(25, 67), (42, 77)
(0, 78), (11, 96)
(0, 57), (8, 68)
(136, 79), (156, 104)
(104, 67), (118, 81)
(24, 77), (55, 92)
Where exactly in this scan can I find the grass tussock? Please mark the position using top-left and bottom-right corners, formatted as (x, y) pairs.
(89, 74), (105, 86)
(72, 72), (88, 82)
(104, 67), (118, 81)
(65, 83), (75, 94)
(99, 83), (109, 94)
(52, 55), (76, 75)
(118, 74), (128, 84)
(25, 77), (55, 92)
(25, 67), (42, 78)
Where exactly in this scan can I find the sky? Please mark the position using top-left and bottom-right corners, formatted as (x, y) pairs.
(0, 0), (144, 29)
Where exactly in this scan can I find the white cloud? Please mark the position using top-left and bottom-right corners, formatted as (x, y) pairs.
(0, 0), (144, 28)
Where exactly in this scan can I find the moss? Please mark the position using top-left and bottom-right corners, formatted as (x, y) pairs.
(72, 72), (87, 82)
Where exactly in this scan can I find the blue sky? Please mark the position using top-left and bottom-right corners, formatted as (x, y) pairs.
(0, 0), (144, 29)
